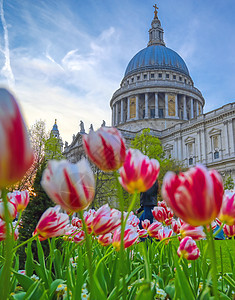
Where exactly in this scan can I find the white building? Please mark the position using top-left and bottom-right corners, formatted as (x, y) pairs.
(64, 7), (235, 183)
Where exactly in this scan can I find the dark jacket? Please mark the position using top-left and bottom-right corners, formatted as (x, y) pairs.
(136, 180), (158, 214)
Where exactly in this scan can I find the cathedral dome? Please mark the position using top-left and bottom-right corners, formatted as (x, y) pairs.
(124, 45), (189, 78)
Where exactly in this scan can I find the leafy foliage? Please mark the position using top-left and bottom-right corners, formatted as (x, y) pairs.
(224, 175), (234, 190)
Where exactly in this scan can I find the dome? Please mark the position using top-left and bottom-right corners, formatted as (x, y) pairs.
(124, 45), (189, 78)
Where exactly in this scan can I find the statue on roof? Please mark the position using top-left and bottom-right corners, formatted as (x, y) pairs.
(101, 120), (106, 127)
(89, 124), (94, 131)
(80, 120), (85, 133)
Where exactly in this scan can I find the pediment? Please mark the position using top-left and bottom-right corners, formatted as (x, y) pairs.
(164, 143), (173, 150)
(184, 136), (195, 144)
(209, 128), (221, 136)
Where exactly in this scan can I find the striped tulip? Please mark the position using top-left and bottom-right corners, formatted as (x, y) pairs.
(71, 217), (82, 229)
(152, 207), (167, 223)
(126, 214), (140, 227)
(219, 190), (235, 226)
(147, 221), (162, 238)
(137, 228), (148, 238)
(84, 209), (96, 234)
(98, 233), (113, 246)
(41, 158), (95, 213)
(180, 223), (206, 241)
(119, 149), (160, 194)
(112, 226), (139, 251)
(177, 237), (200, 260)
(162, 165), (224, 226)
(0, 89), (34, 188)
(66, 228), (85, 244)
(171, 218), (181, 234)
(33, 206), (69, 241)
(0, 200), (17, 221)
(8, 190), (29, 212)
(223, 224), (235, 237)
(83, 126), (126, 172)
(92, 204), (121, 235)
(158, 227), (173, 244)
(0, 219), (6, 241)
(141, 219), (150, 230)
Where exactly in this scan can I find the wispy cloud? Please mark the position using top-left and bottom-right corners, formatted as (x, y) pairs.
(0, 0), (14, 88)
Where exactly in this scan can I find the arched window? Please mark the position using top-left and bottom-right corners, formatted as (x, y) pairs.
(214, 151), (219, 159)
(189, 157), (193, 165)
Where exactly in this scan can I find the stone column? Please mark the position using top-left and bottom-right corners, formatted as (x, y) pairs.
(165, 93), (168, 117)
(175, 94), (179, 118)
(197, 130), (201, 163)
(155, 93), (159, 118)
(196, 101), (199, 116)
(112, 105), (115, 126)
(145, 93), (148, 118)
(127, 97), (130, 120)
(228, 120), (235, 155)
(136, 95), (139, 119)
(190, 98), (194, 119)
(120, 99), (124, 123)
(224, 120), (230, 157)
(115, 101), (119, 125)
(183, 95), (187, 120)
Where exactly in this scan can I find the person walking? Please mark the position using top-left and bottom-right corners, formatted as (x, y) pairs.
(136, 180), (158, 229)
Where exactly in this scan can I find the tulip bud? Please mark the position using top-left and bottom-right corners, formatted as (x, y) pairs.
(141, 219), (150, 229)
(180, 223), (206, 241)
(112, 226), (139, 251)
(147, 221), (162, 238)
(152, 206), (167, 223)
(98, 233), (112, 246)
(0, 89), (34, 188)
(8, 190), (29, 212)
(158, 227), (173, 244)
(223, 224), (235, 237)
(0, 200), (17, 221)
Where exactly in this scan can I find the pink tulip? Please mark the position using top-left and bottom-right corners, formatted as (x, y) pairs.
(223, 224), (235, 237)
(180, 223), (206, 241)
(0, 200), (17, 221)
(141, 219), (150, 229)
(71, 217), (82, 229)
(112, 226), (139, 251)
(0, 89), (34, 188)
(41, 158), (95, 213)
(177, 237), (200, 260)
(98, 233), (113, 246)
(165, 218), (172, 226)
(8, 190), (29, 212)
(147, 221), (162, 238)
(158, 227), (173, 244)
(152, 207), (167, 223)
(119, 149), (160, 194)
(157, 201), (167, 210)
(0, 219), (6, 241)
(83, 126), (126, 172)
(219, 190), (235, 226)
(162, 165), (224, 226)
(92, 204), (121, 235)
(33, 206), (69, 241)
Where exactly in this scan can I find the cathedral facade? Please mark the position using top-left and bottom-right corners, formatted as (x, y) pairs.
(64, 7), (235, 183)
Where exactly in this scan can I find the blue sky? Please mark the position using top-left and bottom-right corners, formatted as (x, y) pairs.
(0, 0), (234, 143)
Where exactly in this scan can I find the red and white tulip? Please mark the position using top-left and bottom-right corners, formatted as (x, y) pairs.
(33, 206), (69, 241)
(119, 149), (160, 194)
(158, 227), (173, 244)
(98, 233), (113, 246)
(83, 126), (126, 172)
(41, 158), (95, 213)
(8, 190), (29, 212)
(223, 224), (235, 237)
(162, 165), (224, 226)
(219, 190), (235, 226)
(152, 206), (167, 223)
(180, 223), (206, 241)
(0, 200), (17, 221)
(177, 236), (200, 260)
(112, 225), (139, 251)
(147, 221), (162, 238)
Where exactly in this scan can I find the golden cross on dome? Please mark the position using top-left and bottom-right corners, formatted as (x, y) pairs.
(153, 4), (159, 18)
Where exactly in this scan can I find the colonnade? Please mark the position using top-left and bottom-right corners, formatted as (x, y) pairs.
(112, 92), (203, 126)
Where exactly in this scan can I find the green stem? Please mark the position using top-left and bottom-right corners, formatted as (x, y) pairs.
(0, 188), (13, 300)
(12, 233), (39, 252)
(213, 222), (225, 237)
(79, 210), (94, 299)
(204, 225), (219, 300)
(153, 234), (180, 251)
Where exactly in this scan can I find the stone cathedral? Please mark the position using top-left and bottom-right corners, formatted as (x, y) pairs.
(63, 6), (235, 183)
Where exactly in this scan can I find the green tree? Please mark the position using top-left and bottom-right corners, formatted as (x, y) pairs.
(131, 128), (185, 202)
(18, 160), (55, 267)
(224, 175), (234, 190)
(44, 135), (63, 161)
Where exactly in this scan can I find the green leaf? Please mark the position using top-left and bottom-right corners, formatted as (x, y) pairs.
(49, 279), (65, 298)
(36, 238), (49, 288)
(54, 249), (63, 279)
(12, 272), (34, 291)
(135, 283), (154, 300)
(11, 292), (26, 300)
(23, 279), (43, 299)
(223, 273), (235, 289)
(25, 241), (33, 277)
